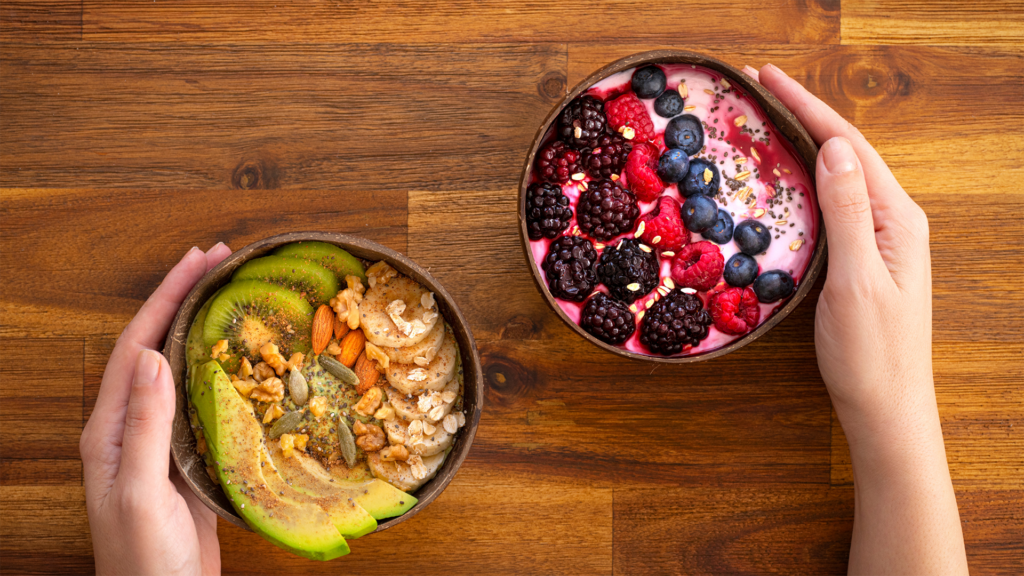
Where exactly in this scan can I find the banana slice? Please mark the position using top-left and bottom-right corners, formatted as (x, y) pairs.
(381, 319), (445, 365)
(388, 369), (460, 423)
(385, 327), (458, 395)
(383, 418), (454, 457)
(360, 275), (439, 348)
(367, 451), (445, 493)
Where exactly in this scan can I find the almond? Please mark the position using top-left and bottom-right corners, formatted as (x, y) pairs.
(353, 352), (380, 395)
(333, 314), (350, 340)
(311, 305), (334, 355)
(337, 329), (365, 368)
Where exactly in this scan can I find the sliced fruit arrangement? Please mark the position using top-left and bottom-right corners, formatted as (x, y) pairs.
(185, 242), (468, 560)
(525, 62), (817, 357)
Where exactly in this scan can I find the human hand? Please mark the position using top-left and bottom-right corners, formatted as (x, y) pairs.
(745, 64), (967, 575)
(80, 244), (231, 576)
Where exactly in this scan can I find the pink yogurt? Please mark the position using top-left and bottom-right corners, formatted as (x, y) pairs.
(528, 64), (819, 358)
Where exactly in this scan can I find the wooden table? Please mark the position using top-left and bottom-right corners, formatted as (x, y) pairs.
(2, 1), (1021, 574)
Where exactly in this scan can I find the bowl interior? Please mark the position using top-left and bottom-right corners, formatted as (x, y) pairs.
(518, 49), (827, 363)
(163, 231), (483, 533)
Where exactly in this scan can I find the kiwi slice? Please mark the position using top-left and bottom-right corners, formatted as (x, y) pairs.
(273, 241), (366, 283)
(231, 255), (339, 307)
(202, 280), (314, 373)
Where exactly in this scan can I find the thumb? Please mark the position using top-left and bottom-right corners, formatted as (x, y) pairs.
(119, 349), (175, 484)
(816, 137), (887, 282)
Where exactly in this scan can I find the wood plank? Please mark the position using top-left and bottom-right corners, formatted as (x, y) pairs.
(0, 42), (565, 190)
(0, 459), (82, 486)
(0, 486), (93, 575)
(80, 0), (839, 45)
(82, 337), (115, 423)
(957, 489), (1024, 575)
(0, 339), (84, 460)
(218, 467), (613, 575)
(842, 0), (1024, 46)
(0, 1), (81, 41)
(0, 188), (408, 338)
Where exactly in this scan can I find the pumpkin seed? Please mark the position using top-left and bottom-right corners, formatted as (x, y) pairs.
(268, 410), (303, 439)
(319, 355), (360, 388)
(337, 417), (358, 468)
(288, 368), (309, 406)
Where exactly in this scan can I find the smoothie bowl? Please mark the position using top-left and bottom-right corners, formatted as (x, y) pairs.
(163, 232), (483, 560)
(519, 50), (826, 362)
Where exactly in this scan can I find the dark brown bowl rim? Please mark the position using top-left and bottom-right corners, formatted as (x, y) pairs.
(517, 49), (827, 364)
(163, 231), (484, 535)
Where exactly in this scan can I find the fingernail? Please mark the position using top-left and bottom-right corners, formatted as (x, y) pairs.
(135, 349), (162, 387)
(210, 242), (226, 251)
(186, 246), (201, 256)
(821, 137), (857, 175)
(767, 63), (787, 76)
(742, 65), (759, 77)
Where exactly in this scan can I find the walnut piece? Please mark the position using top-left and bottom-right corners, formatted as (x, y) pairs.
(232, 377), (257, 398)
(353, 421), (386, 452)
(373, 404), (395, 421)
(279, 433), (309, 458)
(366, 261), (397, 289)
(330, 287), (363, 330)
(381, 444), (409, 462)
(363, 342), (390, 372)
(252, 361), (275, 383)
(250, 377), (284, 403)
(354, 387), (383, 417)
(260, 343), (289, 376)
(326, 341), (342, 355)
(236, 357), (253, 380)
(308, 396), (328, 418)
(262, 403), (285, 424)
(210, 339), (228, 359)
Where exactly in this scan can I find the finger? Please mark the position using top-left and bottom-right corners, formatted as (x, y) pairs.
(119, 246), (209, 351)
(741, 65), (760, 83)
(816, 137), (888, 283)
(119, 350), (175, 484)
(205, 242), (232, 272)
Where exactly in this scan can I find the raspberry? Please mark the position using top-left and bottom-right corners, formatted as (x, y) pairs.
(582, 133), (631, 179)
(596, 238), (659, 303)
(639, 290), (713, 355)
(557, 95), (608, 150)
(535, 141), (583, 184)
(580, 292), (636, 345)
(624, 142), (665, 202)
(637, 196), (689, 252)
(542, 236), (598, 302)
(671, 241), (724, 292)
(604, 92), (655, 142)
(576, 179), (640, 241)
(525, 182), (573, 240)
(709, 287), (761, 335)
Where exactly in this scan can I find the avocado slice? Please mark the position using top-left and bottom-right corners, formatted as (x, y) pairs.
(273, 241), (366, 283)
(185, 287), (222, 369)
(189, 361), (350, 560)
(267, 440), (417, 520)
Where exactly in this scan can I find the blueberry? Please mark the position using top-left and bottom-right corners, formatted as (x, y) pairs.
(701, 209), (734, 244)
(664, 114), (704, 156)
(682, 195), (718, 233)
(631, 65), (667, 99)
(681, 158), (720, 197)
(753, 270), (795, 303)
(657, 149), (690, 184)
(654, 90), (684, 118)
(733, 219), (772, 255)
(723, 253), (758, 287)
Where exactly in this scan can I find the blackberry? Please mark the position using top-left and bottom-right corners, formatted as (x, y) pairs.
(580, 292), (636, 345)
(542, 236), (598, 302)
(596, 238), (659, 303)
(535, 141), (583, 184)
(640, 290), (713, 355)
(576, 179), (640, 241)
(525, 182), (573, 240)
(557, 95), (608, 150)
(582, 133), (632, 179)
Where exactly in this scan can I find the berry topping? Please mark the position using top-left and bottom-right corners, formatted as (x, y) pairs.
(624, 143), (666, 201)
(637, 196), (689, 252)
(631, 65), (667, 99)
(640, 290), (713, 355)
(664, 114), (704, 156)
(752, 270), (795, 303)
(580, 292), (636, 345)
(597, 238), (660, 303)
(656, 149), (690, 184)
(557, 95), (608, 150)
(709, 287), (761, 335)
(542, 236), (598, 302)
(681, 158), (720, 197)
(582, 133), (632, 180)
(576, 179), (640, 241)
(525, 182), (573, 241)
(701, 209), (734, 244)
(604, 92), (655, 142)
(682, 194), (718, 233)
(535, 140), (583, 184)
(671, 241), (724, 292)
(723, 253), (759, 287)
(654, 90), (685, 118)
(733, 219), (772, 255)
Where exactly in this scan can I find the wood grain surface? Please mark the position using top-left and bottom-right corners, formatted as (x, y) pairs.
(1, 1), (1022, 574)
